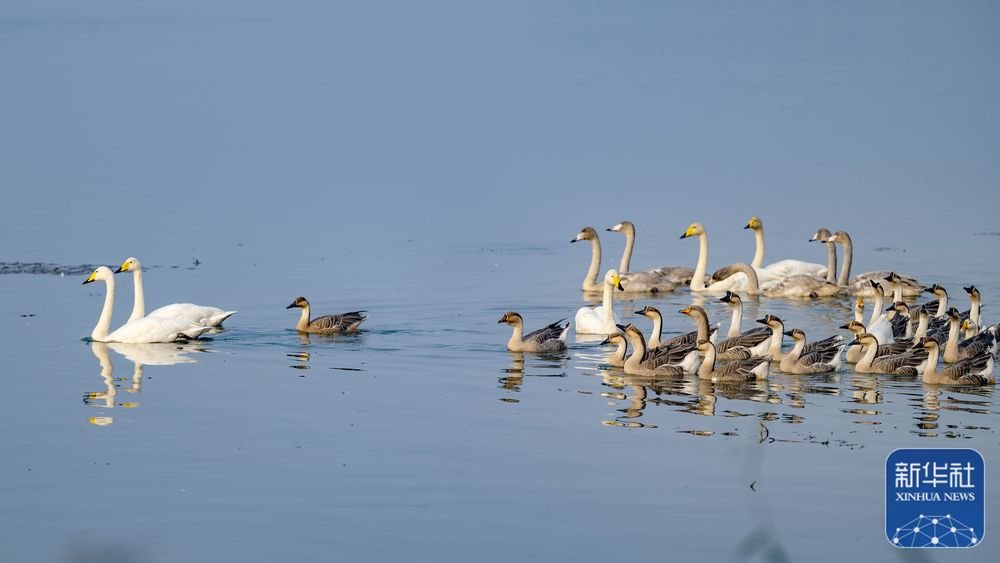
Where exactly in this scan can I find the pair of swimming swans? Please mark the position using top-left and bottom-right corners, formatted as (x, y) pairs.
(573, 223), (692, 294)
(680, 223), (841, 297)
(83, 257), (235, 343)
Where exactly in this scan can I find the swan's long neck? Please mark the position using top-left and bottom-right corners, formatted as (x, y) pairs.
(854, 306), (864, 323)
(727, 302), (743, 339)
(584, 238), (602, 291)
(698, 344), (716, 379)
(945, 316), (960, 359)
(892, 282), (902, 303)
(824, 243), (837, 284)
(507, 320), (524, 350)
(91, 276), (116, 341)
(751, 228), (765, 269)
(619, 227), (634, 273)
(837, 236), (853, 286)
(129, 267), (146, 322)
(297, 306), (311, 331)
(648, 313), (663, 348)
(690, 232), (709, 291)
(601, 279), (614, 323)
(868, 290), (885, 327)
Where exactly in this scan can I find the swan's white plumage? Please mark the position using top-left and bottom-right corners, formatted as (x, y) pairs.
(574, 269), (623, 335)
(116, 257), (235, 327)
(83, 267), (213, 343)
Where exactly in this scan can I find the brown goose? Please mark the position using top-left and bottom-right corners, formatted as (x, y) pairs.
(778, 328), (844, 374)
(919, 337), (995, 385)
(696, 339), (770, 382)
(618, 324), (699, 377)
(287, 297), (366, 334)
(851, 333), (927, 375)
(498, 312), (569, 353)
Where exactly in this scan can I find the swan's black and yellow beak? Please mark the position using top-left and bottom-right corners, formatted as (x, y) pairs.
(679, 307), (692, 316)
(82, 271), (97, 285)
(113, 260), (130, 274)
(613, 273), (623, 291)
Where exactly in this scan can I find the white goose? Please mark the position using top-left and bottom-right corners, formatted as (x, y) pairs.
(606, 221), (692, 292)
(574, 269), (624, 335)
(83, 267), (212, 343)
(115, 257), (236, 326)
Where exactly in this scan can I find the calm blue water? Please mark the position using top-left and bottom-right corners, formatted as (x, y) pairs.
(2, 2), (999, 562)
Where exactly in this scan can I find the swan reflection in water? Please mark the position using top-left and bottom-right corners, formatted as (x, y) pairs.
(84, 341), (203, 425)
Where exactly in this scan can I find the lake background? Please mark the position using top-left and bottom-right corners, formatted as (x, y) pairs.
(2, 1), (999, 562)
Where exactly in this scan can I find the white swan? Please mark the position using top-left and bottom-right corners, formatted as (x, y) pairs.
(574, 269), (623, 335)
(824, 231), (922, 297)
(115, 257), (236, 326)
(606, 221), (692, 292)
(744, 216), (828, 279)
(83, 267), (213, 343)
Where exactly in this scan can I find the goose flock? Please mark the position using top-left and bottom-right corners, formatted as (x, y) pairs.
(505, 217), (997, 386)
(79, 218), (997, 387)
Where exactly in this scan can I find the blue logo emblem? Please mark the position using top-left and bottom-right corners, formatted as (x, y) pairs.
(886, 448), (984, 548)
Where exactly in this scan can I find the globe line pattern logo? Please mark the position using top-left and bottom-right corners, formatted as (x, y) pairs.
(891, 514), (979, 548)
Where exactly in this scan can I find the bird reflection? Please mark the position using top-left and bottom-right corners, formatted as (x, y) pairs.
(500, 352), (525, 392)
(849, 373), (883, 405)
(84, 341), (202, 425)
(915, 388), (941, 437)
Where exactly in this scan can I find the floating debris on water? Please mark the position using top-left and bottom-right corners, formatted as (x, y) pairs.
(1, 262), (101, 275)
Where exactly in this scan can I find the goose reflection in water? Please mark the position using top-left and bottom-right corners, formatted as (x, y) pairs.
(499, 351), (569, 395)
(84, 341), (203, 425)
